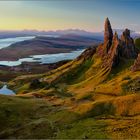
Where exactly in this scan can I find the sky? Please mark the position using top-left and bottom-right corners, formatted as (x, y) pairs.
(0, 0), (140, 32)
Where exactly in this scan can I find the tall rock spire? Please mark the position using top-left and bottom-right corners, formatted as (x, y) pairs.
(98, 18), (138, 69)
(104, 17), (113, 43)
(97, 18), (113, 56)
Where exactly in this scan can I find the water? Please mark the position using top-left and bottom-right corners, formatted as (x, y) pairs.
(0, 36), (35, 49)
(0, 50), (84, 66)
(0, 36), (85, 66)
(0, 85), (15, 95)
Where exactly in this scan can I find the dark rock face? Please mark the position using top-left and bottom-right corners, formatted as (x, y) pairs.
(98, 18), (138, 69)
(104, 17), (113, 44)
(102, 32), (121, 68)
(108, 32), (121, 67)
(97, 18), (113, 57)
(104, 18), (113, 54)
(120, 29), (137, 58)
(131, 54), (140, 71)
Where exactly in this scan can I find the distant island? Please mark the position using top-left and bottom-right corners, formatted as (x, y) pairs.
(0, 34), (101, 61)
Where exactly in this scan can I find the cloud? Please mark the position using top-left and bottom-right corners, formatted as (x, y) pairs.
(129, 23), (139, 27)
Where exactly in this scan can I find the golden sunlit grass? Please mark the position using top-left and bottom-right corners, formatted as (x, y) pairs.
(0, 93), (140, 139)
(5, 45), (140, 139)
(71, 93), (140, 117)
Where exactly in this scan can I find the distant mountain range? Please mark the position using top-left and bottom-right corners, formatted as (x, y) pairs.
(0, 29), (139, 40)
(0, 29), (103, 40)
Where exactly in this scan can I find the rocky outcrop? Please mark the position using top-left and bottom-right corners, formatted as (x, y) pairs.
(103, 32), (121, 68)
(108, 32), (121, 67)
(76, 46), (96, 61)
(131, 54), (140, 71)
(104, 17), (113, 44)
(98, 18), (138, 69)
(97, 18), (113, 56)
(120, 29), (137, 58)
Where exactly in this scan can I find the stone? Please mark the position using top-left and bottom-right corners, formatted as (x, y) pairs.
(108, 32), (121, 67)
(98, 19), (138, 69)
(120, 29), (137, 58)
(97, 18), (113, 57)
(104, 17), (113, 44)
(103, 31), (121, 68)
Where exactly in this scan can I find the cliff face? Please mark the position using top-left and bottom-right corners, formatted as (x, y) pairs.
(108, 32), (121, 67)
(97, 18), (113, 57)
(104, 18), (113, 43)
(120, 29), (137, 58)
(104, 18), (113, 53)
(97, 18), (138, 69)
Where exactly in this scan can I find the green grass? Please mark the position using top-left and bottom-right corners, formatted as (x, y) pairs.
(78, 92), (93, 101)
(107, 58), (134, 81)
(0, 94), (140, 139)
(121, 76), (140, 94)
(0, 95), (55, 138)
(1, 43), (140, 139)
(135, 38), (140, 49)
(58, 59), (93, 84)
(56, 118), (108, 139)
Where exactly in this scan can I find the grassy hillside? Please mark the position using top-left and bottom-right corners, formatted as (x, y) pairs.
(8, 45), (139, 99)
(1, 59), (140, 139)
(0, 93), (140, 139)
(135, 37), (140, 49)
(2, 38), (140, 139)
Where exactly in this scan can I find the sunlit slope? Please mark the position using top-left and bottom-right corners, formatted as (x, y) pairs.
(8, 19), (140, 97)
(6, 38), (140, 139)
(0, 93), (140, 139)
(8, 46), (139, 97)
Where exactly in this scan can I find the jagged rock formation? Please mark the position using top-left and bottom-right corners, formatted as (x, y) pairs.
(104, 17), (113, 45)
(131, 53), (140, 71)
(120, 29), (137, 58)
(76, 46), (96, 61)
(97, 18), (138, 68)
(102, 31), (121, 68)
(108, 32), (121, 67)
(97, 18), (113, 57)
